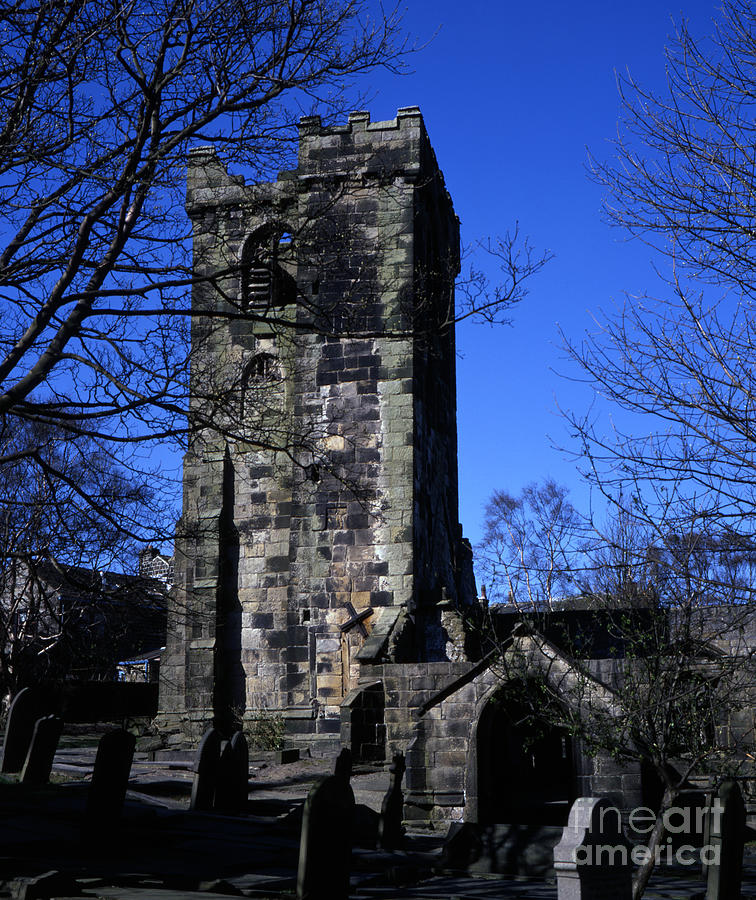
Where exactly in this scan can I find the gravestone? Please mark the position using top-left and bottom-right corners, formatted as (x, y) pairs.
(20, 715), (63, 785)
(706, 780), (746, 900)
(296, 748), (355, 900)
(214, 730), (249, 814)
(0, 688), (39, 773)
(334, 746), (352, 780)
(85, 729), (136, 823)
(377, 751), (405, 850)
(190, 727), (223, 812)
(229, 730), (249, 809)
(553, 796), (632, 900)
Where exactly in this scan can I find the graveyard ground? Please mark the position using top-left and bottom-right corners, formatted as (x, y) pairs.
(0, 734), (754, 900)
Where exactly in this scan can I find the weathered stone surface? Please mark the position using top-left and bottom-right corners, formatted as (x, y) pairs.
(20, 715), (62, 786)
(190, 727), (223, 811)
(0, 688), (39, 774)
(275, 747), (300, 764)
(553, 796), (632, 900)
(296, 750), (355, 900)
(214, 730), (249, 814)
(377, 751), (405, 850)
(706, 780), (746, 900)
(85, 728), (136, 825)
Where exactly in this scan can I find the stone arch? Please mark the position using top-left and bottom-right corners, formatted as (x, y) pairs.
(465, 678), (574, 826)
(240, 224), (296, 310)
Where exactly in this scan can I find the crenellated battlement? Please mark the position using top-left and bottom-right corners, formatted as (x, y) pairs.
(299, 106), (424, 137)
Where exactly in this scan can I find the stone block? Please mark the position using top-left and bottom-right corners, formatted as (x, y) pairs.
(433, 750), (467, 768)
(440, 701), (475, 721)
(427, 766), (463, 791)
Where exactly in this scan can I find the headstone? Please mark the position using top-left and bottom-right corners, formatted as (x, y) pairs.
(706, 780), (746, 900)
(0, 688), (39, 773)
(190, 727), (223, 812)
(230, 730), (249, 808)
(296, 748), (355, 900)
(334, 746), (352, 780)
(214, 730), (249, 814)
(20, 715), (63, 785)
(85, 729), (136, 823)
(377, 751), (405, 850)
(553, 796), (632, 900)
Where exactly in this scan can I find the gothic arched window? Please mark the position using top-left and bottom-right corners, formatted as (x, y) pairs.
(240, 226), (296, 310)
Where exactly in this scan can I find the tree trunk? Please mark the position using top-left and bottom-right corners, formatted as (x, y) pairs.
(632, 786), (677, 900)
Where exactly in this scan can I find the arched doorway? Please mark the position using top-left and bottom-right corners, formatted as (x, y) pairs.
(475, 684), (574, 825)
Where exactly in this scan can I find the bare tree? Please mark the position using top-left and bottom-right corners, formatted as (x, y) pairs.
(476, 479), (586, 608)
(0, 418), (167, 704)
(565, 0), (756, 537)
(542, 9), (756, 889)
(477, 481), (755, 898)
(0, 0), (406, 446)
(0, 0), (550, 543)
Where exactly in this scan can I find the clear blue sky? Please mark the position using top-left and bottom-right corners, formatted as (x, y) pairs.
(354, 0), (720, 546)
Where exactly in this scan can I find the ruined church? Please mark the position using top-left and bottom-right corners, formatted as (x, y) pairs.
(157, 108), (754, 830)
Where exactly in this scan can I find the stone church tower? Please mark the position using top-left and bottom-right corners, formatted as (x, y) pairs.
(158, 107), (478, 751)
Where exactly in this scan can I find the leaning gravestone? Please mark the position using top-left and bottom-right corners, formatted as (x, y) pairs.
(85, 729), (136, 824)
(377, 751), (405, 850)
(553, 796), (632, 900)
(190, 727), (223, 812)
(214, 730), (248, 814)
(296, 747), (355, 900)
(20, 715), (63, 785)
(706, 780), (746, 900)
(0, 688), (39, 773)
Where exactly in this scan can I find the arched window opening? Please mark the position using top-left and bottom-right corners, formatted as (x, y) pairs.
(240, 353), (279, 422)
(243, 353), (277, 384)
(240, 225), (296, 310)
